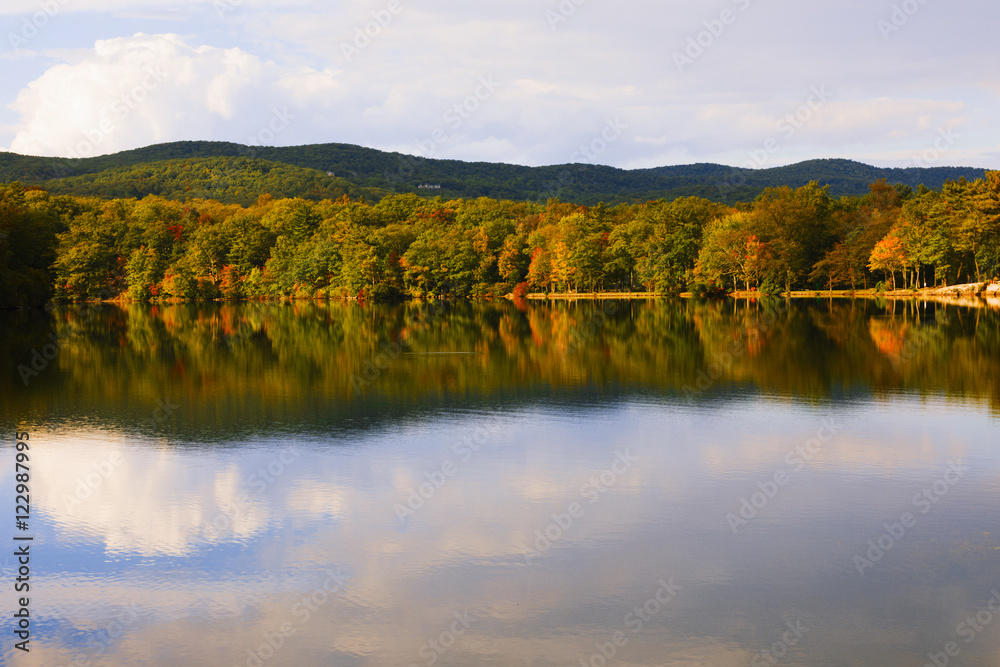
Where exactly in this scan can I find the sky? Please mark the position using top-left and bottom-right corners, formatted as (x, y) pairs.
(0, 0), (998, 171)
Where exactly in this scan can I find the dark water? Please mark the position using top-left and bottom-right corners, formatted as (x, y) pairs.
(1, 298), (999, 666)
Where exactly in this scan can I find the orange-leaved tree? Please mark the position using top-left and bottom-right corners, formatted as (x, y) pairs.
(868, 233), (906, 290)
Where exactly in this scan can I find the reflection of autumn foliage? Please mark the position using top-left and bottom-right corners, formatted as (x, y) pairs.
(869, 319), (906, 359)
(220, 307), (241, 336)
(744, 326), (762, 358)
(3, 299), (1000, 430)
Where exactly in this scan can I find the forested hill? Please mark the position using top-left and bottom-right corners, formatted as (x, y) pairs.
(38, 157), (385, 207)
(0, 140), (988, 205)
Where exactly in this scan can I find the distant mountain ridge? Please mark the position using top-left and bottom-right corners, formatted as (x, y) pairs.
(0, 140), (989, 205)
(35, 156), (383, 207)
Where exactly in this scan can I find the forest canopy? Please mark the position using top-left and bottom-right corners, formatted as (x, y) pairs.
(37, 157), (383, 206)
(2, 172), (999, 309)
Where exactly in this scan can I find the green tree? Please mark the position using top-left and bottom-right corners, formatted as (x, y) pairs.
(0, 185), (60, 308)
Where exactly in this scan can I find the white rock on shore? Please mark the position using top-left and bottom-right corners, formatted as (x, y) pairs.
(920, 282), (998, 296)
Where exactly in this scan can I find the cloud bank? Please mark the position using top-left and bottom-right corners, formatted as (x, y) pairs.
(2, 0), (999, 168)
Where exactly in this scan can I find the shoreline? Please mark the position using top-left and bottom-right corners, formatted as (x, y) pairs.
(523, 283), (1000, 302)
(21, 281), (1000, 308)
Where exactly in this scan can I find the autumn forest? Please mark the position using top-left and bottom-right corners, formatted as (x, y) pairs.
(2, 170), (1000, 309)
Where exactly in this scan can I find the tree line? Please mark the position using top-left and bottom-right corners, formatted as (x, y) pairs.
(1, 173), (998, 308)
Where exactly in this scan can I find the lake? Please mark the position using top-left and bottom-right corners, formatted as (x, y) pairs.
(2, 297), (999, 666)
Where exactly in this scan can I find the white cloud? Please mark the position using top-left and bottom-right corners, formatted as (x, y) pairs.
(3, 0), (1000, 169)
(8, 33), (339, 157)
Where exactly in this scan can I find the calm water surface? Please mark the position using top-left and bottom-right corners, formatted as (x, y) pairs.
(1, 298), (999, 666)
